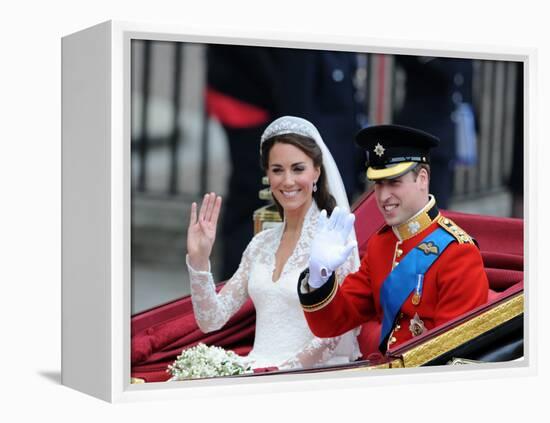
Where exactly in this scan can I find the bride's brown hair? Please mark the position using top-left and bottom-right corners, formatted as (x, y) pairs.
(260, 133), (337, 219)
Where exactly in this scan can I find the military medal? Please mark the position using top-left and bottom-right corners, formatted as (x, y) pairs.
(412, 274), (424, 305)
(409, 313), (426, 337)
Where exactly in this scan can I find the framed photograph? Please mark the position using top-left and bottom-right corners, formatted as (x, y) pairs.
(62, 20), (533, 403)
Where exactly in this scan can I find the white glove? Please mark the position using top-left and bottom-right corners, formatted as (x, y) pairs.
(308, 207), (357, 289)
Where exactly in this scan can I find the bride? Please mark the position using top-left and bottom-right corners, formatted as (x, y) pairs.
(186, 116), (361, 370)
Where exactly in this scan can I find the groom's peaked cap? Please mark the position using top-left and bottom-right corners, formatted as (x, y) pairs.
(355, 124), (440, 181)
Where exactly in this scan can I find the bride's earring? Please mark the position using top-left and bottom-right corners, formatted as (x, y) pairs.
(313, 181), (317, 193)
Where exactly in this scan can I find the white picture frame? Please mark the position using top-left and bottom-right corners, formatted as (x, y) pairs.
(61, 20), (536, 403)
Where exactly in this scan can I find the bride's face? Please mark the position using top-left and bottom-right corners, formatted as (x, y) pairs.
(267, 142), (320, 214)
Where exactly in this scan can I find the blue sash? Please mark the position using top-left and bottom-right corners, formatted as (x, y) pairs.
(379, 228), (455, 351)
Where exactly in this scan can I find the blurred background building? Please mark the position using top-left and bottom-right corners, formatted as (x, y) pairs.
(130, 40), (523, 314)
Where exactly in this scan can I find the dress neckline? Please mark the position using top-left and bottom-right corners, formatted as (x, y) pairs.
(271, 201), (319, 283)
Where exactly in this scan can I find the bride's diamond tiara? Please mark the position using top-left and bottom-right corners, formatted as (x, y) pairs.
(260, 116), (319, 148)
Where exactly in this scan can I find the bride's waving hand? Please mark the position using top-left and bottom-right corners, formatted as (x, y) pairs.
(187, 192), (222, 271)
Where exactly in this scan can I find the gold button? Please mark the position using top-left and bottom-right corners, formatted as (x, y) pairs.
(389, 336), (397, 345)
(395, 324), (401, 331)
(396, 249), (403, 257)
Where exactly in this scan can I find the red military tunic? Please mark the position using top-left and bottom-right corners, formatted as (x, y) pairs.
(298, 199), (489, 352)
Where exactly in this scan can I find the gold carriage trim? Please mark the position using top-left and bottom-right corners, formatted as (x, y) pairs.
(399, 293), (524, 367)
(301, 277), (339, 313)
(337, 358), (404, 372)
(437, 216), (475, 244)
(302, 293), (522, 373)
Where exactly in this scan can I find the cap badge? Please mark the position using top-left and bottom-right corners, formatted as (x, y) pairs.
(374, 142), (385, 157)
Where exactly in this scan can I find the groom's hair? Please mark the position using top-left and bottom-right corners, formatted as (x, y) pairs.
(261, 134), (337, 219)
(411, 163), (431, 181)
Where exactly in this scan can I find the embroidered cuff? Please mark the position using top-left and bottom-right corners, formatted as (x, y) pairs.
(297, 269), (338, 312)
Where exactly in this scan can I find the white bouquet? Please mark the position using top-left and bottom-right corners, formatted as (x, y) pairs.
(167, 343), (253, 380)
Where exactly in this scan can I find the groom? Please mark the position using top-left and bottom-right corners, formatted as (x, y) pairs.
(297, 124), (489, 353)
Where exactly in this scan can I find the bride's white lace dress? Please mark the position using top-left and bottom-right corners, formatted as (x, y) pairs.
(187, 201), (361, 370)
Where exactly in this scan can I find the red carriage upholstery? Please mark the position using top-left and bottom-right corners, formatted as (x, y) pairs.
(131, 191), (524, 381)
(131, 291), (255, 382)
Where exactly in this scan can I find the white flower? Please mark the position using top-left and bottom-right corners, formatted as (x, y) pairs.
(167, 343), (253, 381)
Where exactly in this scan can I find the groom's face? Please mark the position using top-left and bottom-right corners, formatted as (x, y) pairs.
(373, 168), (429, 226)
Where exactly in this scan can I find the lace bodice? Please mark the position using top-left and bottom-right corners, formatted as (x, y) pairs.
(188, 201), (361, 370)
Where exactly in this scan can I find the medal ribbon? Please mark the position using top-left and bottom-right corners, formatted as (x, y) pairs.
(379, 228), (454, 353)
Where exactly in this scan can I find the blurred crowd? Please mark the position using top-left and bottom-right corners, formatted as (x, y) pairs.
(204, 45), (523, 278)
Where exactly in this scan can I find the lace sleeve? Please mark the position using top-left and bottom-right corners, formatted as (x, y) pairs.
(278, 335), (342, 370)
(187, 238), (256, 333)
